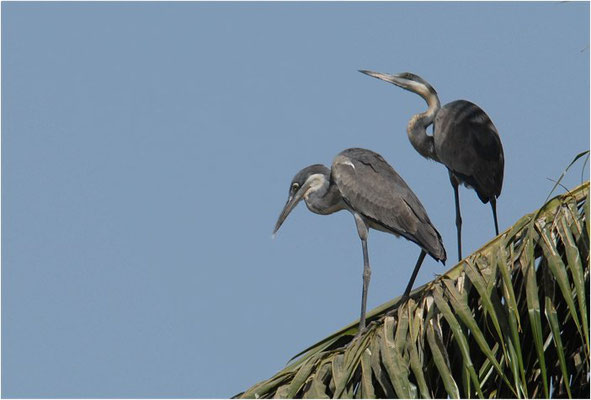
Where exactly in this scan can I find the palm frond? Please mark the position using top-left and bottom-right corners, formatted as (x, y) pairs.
(237, 181), (590, 399)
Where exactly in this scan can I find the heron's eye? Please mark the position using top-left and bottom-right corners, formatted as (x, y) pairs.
(291, 183), (300, 191)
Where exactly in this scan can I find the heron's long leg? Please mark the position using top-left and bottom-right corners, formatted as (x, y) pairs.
(359, 238), (371, 332)
(353, 213), (370, 333)
(402, 250), (427, 299)
(490, 198), (499, 236)
(451, 177), (463, 261)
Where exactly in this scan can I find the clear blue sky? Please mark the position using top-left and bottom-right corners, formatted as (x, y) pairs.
(2, 2), (589, 398)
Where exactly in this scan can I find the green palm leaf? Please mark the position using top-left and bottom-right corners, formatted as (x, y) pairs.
(237, 181), (590, 399)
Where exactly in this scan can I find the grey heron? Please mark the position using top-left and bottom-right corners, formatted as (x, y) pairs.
(273, 148), (446, 332)
(360, 70), (504, 261)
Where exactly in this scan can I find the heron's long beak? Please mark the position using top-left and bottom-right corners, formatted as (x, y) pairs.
(273, 183), (311, 236)
(359, 70), (409, 89)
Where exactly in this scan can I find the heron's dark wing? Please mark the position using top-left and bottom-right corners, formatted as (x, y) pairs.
(434, 100), (504, 201)
(332, 148), (446, 262)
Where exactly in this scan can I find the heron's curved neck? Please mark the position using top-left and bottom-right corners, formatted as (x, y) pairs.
(304, 174), (344, 215)
(407, 91), (440, 161)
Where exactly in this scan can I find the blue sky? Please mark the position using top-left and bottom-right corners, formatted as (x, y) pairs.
(2, 2), (589, 398)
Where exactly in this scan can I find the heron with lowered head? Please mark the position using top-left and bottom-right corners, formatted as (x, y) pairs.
(273, 148), (446, 333)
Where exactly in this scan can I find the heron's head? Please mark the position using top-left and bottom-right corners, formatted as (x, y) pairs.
(273, 164), (330, 236)
(359, 70), (437, 99)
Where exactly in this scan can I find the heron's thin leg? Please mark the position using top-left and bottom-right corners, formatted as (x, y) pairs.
(402, 250), (427, 299)
(490, 198), (499, 236)
(359, 238), (371, 332)
(353, 213), (370, 333)
(451, 178), (463, 261)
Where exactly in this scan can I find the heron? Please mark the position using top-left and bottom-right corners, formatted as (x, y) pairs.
(360, 70), (504, 261)
(273, 148), (446, 332)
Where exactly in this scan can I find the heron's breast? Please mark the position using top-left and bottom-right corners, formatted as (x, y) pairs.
(305, 200), (345, 215)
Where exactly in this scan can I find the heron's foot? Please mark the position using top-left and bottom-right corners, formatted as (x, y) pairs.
(353, 329), (366, 340)
(355, 323), (370, 337)
(385, 295), (410, 317)
(347, 330), (366, 348)
(349, 320), (379, 344)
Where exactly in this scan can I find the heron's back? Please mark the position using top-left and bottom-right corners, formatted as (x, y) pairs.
(434, 100), (504, 202)
(332, 148), (446, 262)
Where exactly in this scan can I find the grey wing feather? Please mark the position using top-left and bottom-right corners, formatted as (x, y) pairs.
(434, 100), (504, 202)
(333, 148), (446, 262)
